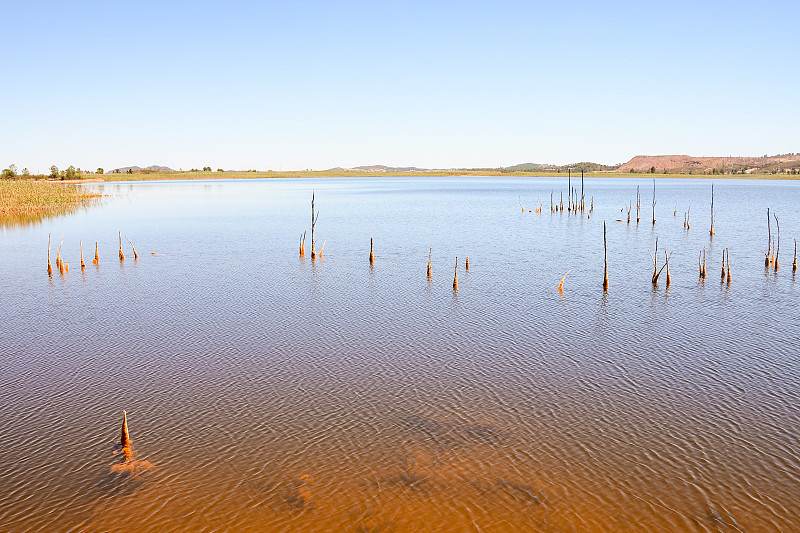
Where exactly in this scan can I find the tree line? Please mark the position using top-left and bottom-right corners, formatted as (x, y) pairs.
(2, 164), (107, 180)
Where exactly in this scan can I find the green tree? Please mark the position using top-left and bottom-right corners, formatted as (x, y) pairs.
(50, 165), (59, 179)
(64, 165), (78, 180)
(96, 168), (104, 174)
(127, 168), (133, 174)
(217, 168), (224, 172)
(2, 168), (14, 179)
(202, 166), (212, 172)
(21, 167), (30, 176)
(649, 166), (656, 174)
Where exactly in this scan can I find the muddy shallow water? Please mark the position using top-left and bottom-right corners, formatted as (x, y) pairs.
(1, 176), (799, 531)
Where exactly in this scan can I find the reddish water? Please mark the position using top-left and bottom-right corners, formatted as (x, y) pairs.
(1, 177), (799, 531)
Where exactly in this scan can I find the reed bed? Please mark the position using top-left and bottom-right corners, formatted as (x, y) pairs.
(0, 180), (100, 221)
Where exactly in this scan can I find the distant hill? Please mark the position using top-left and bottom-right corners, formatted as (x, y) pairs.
(107, 165), (174, 174)
(326, 162), (620, 173)
(503, 163), (551, 171)
(504, 162), (618, 173)
(325, 164), (430, 172)
(617, 154), (800, 174)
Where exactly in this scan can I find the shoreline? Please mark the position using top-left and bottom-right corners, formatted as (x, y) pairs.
(80, 170), (800, 182)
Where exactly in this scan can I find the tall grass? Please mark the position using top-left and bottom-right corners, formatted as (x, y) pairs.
(0, 180), (100, 224)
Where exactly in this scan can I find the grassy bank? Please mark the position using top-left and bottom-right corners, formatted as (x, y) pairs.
(97, 169), (800, 181)
(0, 180), (101, 225)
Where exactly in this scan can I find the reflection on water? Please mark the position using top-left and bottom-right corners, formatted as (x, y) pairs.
(1, 176), (800, 531)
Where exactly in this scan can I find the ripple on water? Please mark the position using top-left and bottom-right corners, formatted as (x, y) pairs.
(1, 177), (800, 531)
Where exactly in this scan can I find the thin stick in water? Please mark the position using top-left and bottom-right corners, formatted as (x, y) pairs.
(721, 249), (726, 280)
(636, 185), (640, 223)
(125, 235), (138, 260)
(702, 247), (706, 278)
(765, 208), (771, 267)
(603, 221), (608, 290)
(774, 213), (780, 271)
(710, 183), (715, 236)
(311, 192), (319, 259)
(652, 178), (656, 225)
(699, 250), (703, 280)
(427, 247), (432, 278)
(47, 234), (52, 276)
(558, 269), (573, 293)
(57, 236), (64, 274)
(726, 248), (731, 284)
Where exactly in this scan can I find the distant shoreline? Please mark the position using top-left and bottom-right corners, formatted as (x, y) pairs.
(81, 170), (800, 182)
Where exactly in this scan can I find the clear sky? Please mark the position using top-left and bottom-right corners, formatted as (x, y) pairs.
(3, 1), (798, 172)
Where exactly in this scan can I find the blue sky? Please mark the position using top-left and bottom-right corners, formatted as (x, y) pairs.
(3, 1), (798, 172)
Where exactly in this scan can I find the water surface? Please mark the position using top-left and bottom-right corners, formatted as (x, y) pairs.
(1, 176), (799, 531)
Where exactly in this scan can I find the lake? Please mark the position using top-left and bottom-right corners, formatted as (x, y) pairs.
(1, 176), (799, 531)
